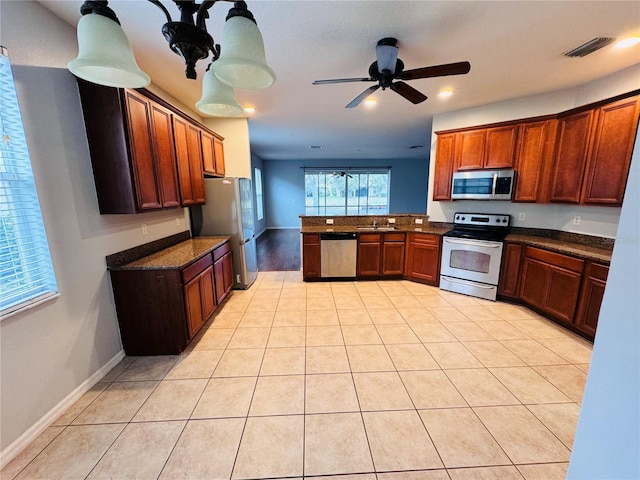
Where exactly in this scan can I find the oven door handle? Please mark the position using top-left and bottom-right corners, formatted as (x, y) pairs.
(444, 238), (502, 248)
(443, 276), (496, 289)
(491, 173), (498, 198)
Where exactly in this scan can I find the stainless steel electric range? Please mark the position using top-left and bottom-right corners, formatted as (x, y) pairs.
(440, 212), (511, 301)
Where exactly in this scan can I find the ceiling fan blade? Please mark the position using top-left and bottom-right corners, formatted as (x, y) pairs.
(313, 77), (374, 85)
(376, 37), (399, 73)
(399, 61), (471, 80)
(390, 81), (428, 104)
(346, 85), (380, 109)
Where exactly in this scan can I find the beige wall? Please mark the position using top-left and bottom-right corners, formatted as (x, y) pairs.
(203, 118), (252, 178)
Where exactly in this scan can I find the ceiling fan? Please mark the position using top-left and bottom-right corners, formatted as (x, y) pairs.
(312, 37), (471, 108)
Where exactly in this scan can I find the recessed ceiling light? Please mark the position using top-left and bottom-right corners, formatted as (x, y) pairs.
(364, 98), (377, 107)
(439, 89), (453, 98)
(615, 37), (640, 49)
(243, 106), (256, 114)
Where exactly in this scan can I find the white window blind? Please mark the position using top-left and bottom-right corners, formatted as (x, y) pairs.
(0, 46), (58, 318)
(255, 167), (264, 221)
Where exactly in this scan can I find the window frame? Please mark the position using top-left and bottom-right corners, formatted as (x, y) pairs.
(0, 46), (59, 320)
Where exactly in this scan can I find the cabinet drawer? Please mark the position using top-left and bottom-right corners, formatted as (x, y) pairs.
(586, 262), (609, 282)
(359, 233), (382, 243)
(213, 241), (231, 261)
(303, 233), (320, 245)
(384, 233), (406, 242)
(181, 254), (213, 283)
(524, 246), (584, 273)
(408, 233), (439, 245)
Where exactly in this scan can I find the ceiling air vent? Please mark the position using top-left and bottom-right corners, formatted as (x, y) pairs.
(563, 37), (615, 57)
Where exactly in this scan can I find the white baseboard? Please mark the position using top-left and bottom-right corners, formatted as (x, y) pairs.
(265, 226), (300, 230)
(0, 349), (126, 468)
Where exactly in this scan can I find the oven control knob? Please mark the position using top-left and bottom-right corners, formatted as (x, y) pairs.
(461, 217), (466, 221)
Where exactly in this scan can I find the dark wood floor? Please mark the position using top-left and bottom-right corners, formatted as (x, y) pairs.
(256, 229), (301, 271)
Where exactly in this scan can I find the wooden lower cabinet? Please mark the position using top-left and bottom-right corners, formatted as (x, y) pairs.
(519, 246), (585, 326)
(357, 233), (405, 278)
(404, 233), (441, 285)
(109, 241), (232, 355)
(574, 262), (609, 337)
(302, 234), (321, 280)
(357, 233), (382, 277)
(498, 242), (523, 299)
(214, 242), (234, 303)
(184, 264), (216, 338)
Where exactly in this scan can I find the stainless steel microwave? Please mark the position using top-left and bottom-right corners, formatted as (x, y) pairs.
(451, 170), (515, 200)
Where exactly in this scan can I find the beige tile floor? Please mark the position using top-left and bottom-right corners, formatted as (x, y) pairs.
(3, 271), (593, 480)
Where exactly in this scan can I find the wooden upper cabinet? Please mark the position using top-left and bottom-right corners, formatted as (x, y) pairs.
(173, 115), (206, 206)
(201, 130), (226, 177)
(149, 103), (180, 208)
(513, 120), (556, 203)
(455, 129), (486, 170)
(484, 125), (518, 169)
(433, 133), (456, 201)
(123, 90), (162, 210)
(549, 110), (595, 203)
(581, 96), (640, 205)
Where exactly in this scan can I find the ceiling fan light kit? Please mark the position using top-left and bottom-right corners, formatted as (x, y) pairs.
(313, 37), (470, 108)
(67, 0), (275, 117)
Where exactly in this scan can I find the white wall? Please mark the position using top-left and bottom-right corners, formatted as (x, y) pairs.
(427, 64), (640, 238)
(0, 1), (195, 459)
(567, 123), (640, 479)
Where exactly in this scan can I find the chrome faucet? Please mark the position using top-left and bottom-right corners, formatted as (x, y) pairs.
(372, 219), (377, 229)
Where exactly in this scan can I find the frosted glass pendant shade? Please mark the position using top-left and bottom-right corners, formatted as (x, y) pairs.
(196, 66), (243, 117)
(68, 13), (150, 88)
(214, 15), (276, 89)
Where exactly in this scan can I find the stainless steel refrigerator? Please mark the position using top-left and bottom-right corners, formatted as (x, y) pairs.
(190, 177), (258, 289)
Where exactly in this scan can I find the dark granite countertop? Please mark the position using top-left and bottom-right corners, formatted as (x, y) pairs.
(300, 225), (450, 235)
(110, 236), (231, 270)
(506, 234), (612, 264)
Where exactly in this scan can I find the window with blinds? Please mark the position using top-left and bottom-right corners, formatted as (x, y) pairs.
(0, 46), (58, 319)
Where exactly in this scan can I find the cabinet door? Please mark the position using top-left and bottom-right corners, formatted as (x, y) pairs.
(498, 243), (523, 298)
(124, 91), (162, 210)
(433, 134), (456, 200)
(404, 233), (440, 285)
(545, 266), (582, 324)
(484, 125), (518, 169)
(184, 275), (204, 339)
(201, 130), (217, 176)
(214, 252), (234, 303)
(382, 236), (405, 276)
(357, 234), (382, 277)
(150, 103), (180, 208)
(302, 234), (321, 279)
(214, 136), (226, 176)
(581, 96), (640, 205)
(519, 257), (549, 310)
(199, 266), (216, 322)
(549, 110), (594, 203)
(455, 129), (486, 171)
(513, 121), (554, 202)
(173, 116), (206, 206)
(574, 263), (608, 338)
(222, 252), (234, 294)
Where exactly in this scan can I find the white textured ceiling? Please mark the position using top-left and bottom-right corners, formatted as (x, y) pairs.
(40, 1), (640, 161)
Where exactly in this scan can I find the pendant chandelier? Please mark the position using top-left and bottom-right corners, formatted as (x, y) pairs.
(67, 0), (275, 117)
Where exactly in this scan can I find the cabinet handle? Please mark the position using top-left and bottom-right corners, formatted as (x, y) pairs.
(444, 238), (501, 248)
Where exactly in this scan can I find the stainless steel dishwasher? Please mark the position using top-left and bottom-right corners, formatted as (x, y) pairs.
(320, 232), (357, 278)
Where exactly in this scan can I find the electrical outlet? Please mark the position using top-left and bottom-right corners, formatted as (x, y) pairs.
(141, 224), (148, 235)
(387, 218), (396, 224)
(236, 274), (241, 283)
(414, 218), (423, 224)
(176, 218), (181, 226)
(573, 216), (581, 226)
(518, 213), (526, 221)
(326, 218), (334, 224)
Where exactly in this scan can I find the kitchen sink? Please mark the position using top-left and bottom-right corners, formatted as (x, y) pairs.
(356, 226), (397, 231)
